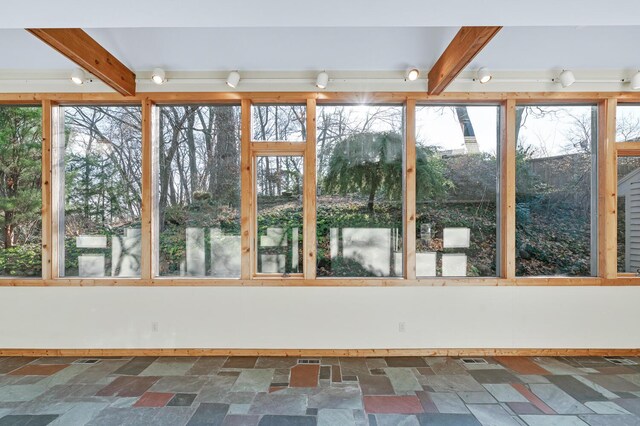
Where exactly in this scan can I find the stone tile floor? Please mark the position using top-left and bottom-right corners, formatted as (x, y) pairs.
(0, 355), (639, 425)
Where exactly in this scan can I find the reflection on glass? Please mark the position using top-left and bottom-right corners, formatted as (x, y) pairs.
(252, 105), (306, 141)
(616, 105), (640, 143)
(515, 105), (597, 276)
(617, 156), (640, 273)
(158, 105), (241, 277)
(60, 106), (142, 277)
(415, 106), (499, 277)
(256, 156), (303, 274)
(0, 106), (42, 277)
(316, 105), (404, 277)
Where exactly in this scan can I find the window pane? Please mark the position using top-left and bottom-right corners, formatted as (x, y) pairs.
(616, 105), (640, 142)
(158, 105), (241, 278)
(256, 156), (303, 274)
(617, 156), (640, 273)
(515, 105), (597, 276)
(414, 106), (499, 277)
(252, 105), (306, 141)
(316, 105), (404, 277)
(60, 106), (142, 277)
(0, 106), (42, 277)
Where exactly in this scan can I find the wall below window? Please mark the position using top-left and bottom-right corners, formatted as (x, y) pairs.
(0, 286), (637, 350)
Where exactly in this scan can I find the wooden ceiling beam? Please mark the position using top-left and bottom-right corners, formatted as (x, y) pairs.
(428, 26), (502, 95)
(27, 28), (136, 96)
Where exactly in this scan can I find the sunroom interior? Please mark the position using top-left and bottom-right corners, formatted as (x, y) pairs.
(1, 2), (640, 354)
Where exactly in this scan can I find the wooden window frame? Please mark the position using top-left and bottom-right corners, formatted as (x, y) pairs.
(0, 92), (638, 286)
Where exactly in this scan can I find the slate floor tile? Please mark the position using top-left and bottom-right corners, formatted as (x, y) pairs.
(317, 408), (355, 426)
(374, 414), (420, 426)
(112, 357), (158, 376)
(358, 375), (394, 395)
(290, 365), (320, 388)
(222, 414), (261, 426)
(0, 414), (59, 426)
(469, 369), (522, 385)
(133, 391), (174, 407)
(577, 414), (640, 426)
(223, 358), (258, 369)
(257, 415), (317, 426)
(95, 376), (160, 397)
(248, 394), (307, 415)
(494, 357), (551, 376)
(168, 393), (198, 407)
(428, 391), (470, 414)
(546, 375), (608, 402)
(385, 357), (428, 368)
(506, 402), (543, 415)
(467, 404), (521, 426)
(8, 365), (68, 377)
(363, 396), (423, 414)
(186, 402), (229, 426)
(519, 415), (589, 425)
(415, 413), (482, 426)
(528, 384), (592, 415)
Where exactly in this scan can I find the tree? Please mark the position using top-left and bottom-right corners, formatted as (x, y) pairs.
(0, 107), (42, 249)
(324, 131), (450, 211)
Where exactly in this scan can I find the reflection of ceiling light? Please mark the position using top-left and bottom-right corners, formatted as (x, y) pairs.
(476, 67), (491, 84)
(631, 71), (640, 90)
(151, 68), (166, 85)
(71, 68), (85, 85)
(405, 68), (420, 81)
(315, 72), (329, 89)
(226, 71), (240, 88)
(557, 69), (576, 88)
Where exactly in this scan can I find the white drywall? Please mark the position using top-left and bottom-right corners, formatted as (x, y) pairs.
(0, 286), (637, 349)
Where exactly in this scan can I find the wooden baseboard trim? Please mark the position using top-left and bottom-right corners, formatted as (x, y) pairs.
(1, 348), (639, 357)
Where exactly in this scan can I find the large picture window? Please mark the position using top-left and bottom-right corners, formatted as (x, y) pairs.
(414, 105), (499, 277)
(0, 106), (42, 277)
(58, 106), (142, 277)
(515, 105), (597, 276)
(316, 105), (404, 277)
(157, 105), (241, 278)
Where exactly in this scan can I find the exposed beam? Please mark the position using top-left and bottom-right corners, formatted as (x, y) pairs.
(27, 28), (136, 96)
(428, 26), (501, 95)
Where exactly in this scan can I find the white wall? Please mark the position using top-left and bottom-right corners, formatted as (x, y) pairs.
(0, 286), (638, 349)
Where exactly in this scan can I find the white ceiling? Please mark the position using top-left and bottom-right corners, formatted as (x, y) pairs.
(1, 26), (639, 73)
(1, 0), (639, 28)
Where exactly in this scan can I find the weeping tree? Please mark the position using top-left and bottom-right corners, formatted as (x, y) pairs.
(324, 132), (450, 211)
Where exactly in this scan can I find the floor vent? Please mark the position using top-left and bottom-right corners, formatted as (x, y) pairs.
(604, 356), (637, 366)
(297, 359), (321, 365)
(72, 359), (101, 365)
(460, 358), (488, 365)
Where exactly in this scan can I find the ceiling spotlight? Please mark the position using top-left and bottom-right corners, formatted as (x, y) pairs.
(316, 71), (329, 89)
(631, 71), (640, 90)
(151, 68), (166, 85)
(226, 71), (241, 88)
(476, 67), (492, 84)
(405, 68), (420, 81)
(557, 69), (576, 88)
(70, 68), (85, 85)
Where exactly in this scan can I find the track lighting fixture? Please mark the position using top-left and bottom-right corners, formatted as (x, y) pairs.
(631, 71), (640, 90)
(151, 68), (166, 85)
(557, 69), (576, 88)
(405, 68), (420, 81)
(70, 68), (86, 85)
(226, 71), (241, 88)
(315, 72), (329, 89)
(476, 67), (492, 84)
